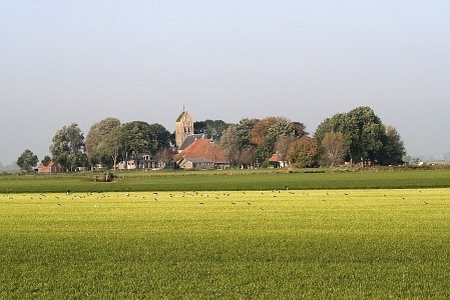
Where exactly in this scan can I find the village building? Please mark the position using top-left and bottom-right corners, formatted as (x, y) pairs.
(173, 138), (229, 170)
(37, 161), (62, 174)
(173, 107), (229, 170)
(175, 106), (194, 148)
(268, 152), (288, 168)
(117, 153), (161, 170)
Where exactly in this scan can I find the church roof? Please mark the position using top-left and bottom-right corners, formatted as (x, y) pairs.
(174, 139), (228, 164)
(178, 134), (205, 151)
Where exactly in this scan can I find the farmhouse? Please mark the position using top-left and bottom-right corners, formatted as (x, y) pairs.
(117, 153), (162, 170)
(268, 152), (288, 168)
(37, 161), (62, 174)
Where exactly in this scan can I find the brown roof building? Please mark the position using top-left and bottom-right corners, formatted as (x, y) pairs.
(173, 139), (229, 170)
(37, 161), (62, 174)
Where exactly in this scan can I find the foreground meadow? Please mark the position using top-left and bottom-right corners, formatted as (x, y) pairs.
(1, 189), (449, 299)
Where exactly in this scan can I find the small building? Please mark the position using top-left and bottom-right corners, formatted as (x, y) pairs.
(268, 152), (288, 168)
(117, 160), (136, 170)
(177, 157), (215, 170)
(116, 154), (165, 170)
(37, 161), (62, 174)
(138, 154), (161, 169)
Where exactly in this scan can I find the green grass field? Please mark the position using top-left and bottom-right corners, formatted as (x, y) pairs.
(1, 168), (450, 193)
(1, 188), (449, 299)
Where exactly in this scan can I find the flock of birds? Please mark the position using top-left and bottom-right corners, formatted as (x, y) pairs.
(2, 189), (431, 208)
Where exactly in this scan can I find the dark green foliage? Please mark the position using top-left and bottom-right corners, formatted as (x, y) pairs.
(16, 149), (38, 172)
(122, 121), (171, 157)
(314, 106), (406, 165)
(194, 119), (229, 141)
(49, 123), (85, 172)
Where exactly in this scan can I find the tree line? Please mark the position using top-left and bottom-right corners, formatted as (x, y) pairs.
(16, 106), (406, 172)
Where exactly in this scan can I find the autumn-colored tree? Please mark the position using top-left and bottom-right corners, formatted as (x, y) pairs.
(251, 117), (303, 163)
(287, 136), (319, 168)
(320, 132), (347, 167)
(274, 134), (296, 158)
(238, 146), (256, 168)
(220, 119), (258, 167)
(250, 117), (284, 146)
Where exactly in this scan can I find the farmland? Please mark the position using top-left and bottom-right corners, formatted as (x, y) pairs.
(1, 169), (449, 299)
(1, 188), (449, 299)
(1, 167), (450, 193)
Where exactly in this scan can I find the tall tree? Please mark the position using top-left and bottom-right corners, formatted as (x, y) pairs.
(314, 107), (396, 165)
(220, 124), (241, 166)
(286, 136), (319, 168)
(380, 125), (406, 165)
(17, 149), (38, 172)
(251, 117), (303, 163)
(148, 123), (172, 155)
(344, 106), (385, 163)
(320, 132), (347, 167)
(85, 117), (121, 166)
(314, 113), (346, 144)
(122, 121), (171, 160)
(99, 125), (126, 170)
(250, 117), (282, 146)
(220, 118), (258, 167)
(49, 123), (85, 172)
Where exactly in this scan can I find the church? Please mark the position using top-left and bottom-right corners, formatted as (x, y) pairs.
(173, 107), (229, 170)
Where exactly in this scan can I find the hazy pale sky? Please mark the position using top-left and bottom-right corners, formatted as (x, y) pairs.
(1, 1), (449, 165)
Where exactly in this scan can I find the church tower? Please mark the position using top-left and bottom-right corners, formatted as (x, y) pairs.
(175, 106), (194, 147)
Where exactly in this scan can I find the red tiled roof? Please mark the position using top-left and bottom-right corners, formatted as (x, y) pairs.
(173, 139), (228, 163)
(268, 152), (284, 162)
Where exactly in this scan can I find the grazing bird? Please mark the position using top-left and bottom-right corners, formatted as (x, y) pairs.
(66, 190), (71, 195)
(126, 192), (130, 197)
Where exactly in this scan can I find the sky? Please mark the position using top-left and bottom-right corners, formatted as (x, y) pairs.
(1, 1), (450, 165)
